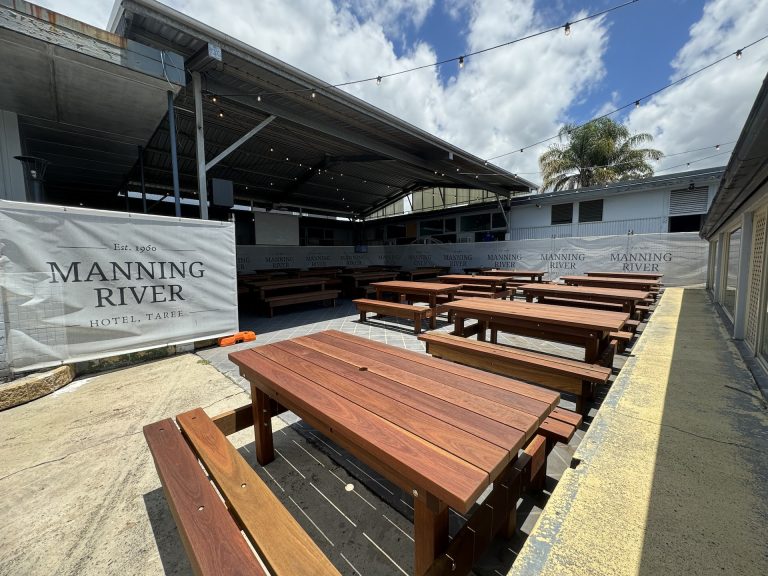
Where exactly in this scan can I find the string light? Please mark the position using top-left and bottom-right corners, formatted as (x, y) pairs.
(376, 76), (382, 85)
(211, 95), (217, 103)
(218, 110), (224, 118)
(564, 23), (571, 36)
(257, 95), (262, 102)
(736, 49), (742, 60)
(716, 144), (720, 150)
(211, 0), (640, 99)
(311, 90), (316, 99)
(635, 100), (640, 108)
(486, 33), (768, 162)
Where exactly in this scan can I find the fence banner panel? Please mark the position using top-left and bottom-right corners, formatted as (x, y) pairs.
(0, 201), (238, 372)
(237, 231), (707, 287)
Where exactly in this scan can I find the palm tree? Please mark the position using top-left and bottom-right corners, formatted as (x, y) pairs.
(538, 117), (663, 192)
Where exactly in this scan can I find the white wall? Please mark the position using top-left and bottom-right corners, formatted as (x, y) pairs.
(602, 189), (667, 220)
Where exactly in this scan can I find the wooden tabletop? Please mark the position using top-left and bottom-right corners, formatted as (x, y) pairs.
(371, 280), (461, 294)
(438, 274), (515, 285)
(519, 283), (650, 300)
(480, 270), (547, 279)
(443, 297), (628, 332)
(229, 330), (558, 514)
(340, 271), (399, 279)
(560, 275), (660, 289)
(245, 277), (329, 290)
(585, 271), (664, 280)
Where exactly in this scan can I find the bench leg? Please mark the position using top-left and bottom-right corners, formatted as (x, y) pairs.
(526, 435), (547, 492)
(413, 313), (422, 335)
(359, 311), (366, 323)
(252, 387), (275, 465)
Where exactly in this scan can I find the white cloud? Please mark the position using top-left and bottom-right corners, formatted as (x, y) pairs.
(33, 0), (765, 186)
(627, 0), (768, 174)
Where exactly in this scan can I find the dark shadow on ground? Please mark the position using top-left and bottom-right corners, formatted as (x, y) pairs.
(142, 488), (194, 576)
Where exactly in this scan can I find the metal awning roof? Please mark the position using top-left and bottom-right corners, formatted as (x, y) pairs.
(110, 0), (535, 218)
(0, 0), (184, 204)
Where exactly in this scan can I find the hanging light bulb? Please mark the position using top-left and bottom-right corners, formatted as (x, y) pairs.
(635, 100), (640, 108)
(257, 95), (262, 102)
(716, 144), (721, 150)
(736, 49), (742, 60)
(564, 23), (571, 36)
(211, 95), (218, 103)
(218, 110), (224, 118)
(311, 89), (316, 98)
(376, 76), (382, 85)
(458, 56), (465, 69)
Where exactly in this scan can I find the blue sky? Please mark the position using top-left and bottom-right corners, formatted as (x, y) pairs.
(36, 0), (768, 185)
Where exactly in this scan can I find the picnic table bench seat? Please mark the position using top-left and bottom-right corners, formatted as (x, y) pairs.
(353, 298), (433, 334)
(609, 330), (634, 353)
(144, 409), (340, 576)
(263, 289), (340, 317)
(418, 333), (611, 414)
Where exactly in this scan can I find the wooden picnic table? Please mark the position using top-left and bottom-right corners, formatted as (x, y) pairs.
(585, 271), (664, 281)
(560, 275), (660, 293)
(474, 270), (547, 282)
(518, 283), (650, 317)
(371, 280), (460, 329)
(438, 274), (514, 299)
(340, 270), (400, 296)
(399, 267), (450, 281)
(295, 267), (343, 278)
(443, 298), (628, 363)
(244, 277), (329, 300)
(229, 330), (559, 575)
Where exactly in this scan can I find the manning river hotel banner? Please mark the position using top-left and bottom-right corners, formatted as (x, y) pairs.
(0, 201), (238, 372)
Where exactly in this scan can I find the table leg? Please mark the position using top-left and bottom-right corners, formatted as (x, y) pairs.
(585, 337), (600, 364)
(453, 314), (464, 336)
(414, 494), (448, 576)
(477, 320), (487, 342)
(251, 386), (275, 465)
(429, 294), (437, 329)
(525, 293), (534, 302)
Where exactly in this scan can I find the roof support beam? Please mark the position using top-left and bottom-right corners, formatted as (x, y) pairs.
(205, 115), (276, 171)
(192, 71), (209, 219)
(203, 77), (513, 197)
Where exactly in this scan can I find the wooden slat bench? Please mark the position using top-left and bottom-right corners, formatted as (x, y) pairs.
(353, 298), (433, 334)
(635, 304), (651, 319)
(144, 409), (340, 576)
(263, 289), (340, 317)
(609, 330), (634, 353)
(418, 333), (611, 414)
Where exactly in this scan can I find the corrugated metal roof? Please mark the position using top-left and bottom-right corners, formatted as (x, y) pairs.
(113, 0), (535, 218)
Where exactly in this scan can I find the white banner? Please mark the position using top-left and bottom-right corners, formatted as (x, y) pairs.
(0, 201), (238, 372)
(237, 232), (707, 286)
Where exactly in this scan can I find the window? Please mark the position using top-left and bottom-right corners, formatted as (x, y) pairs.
(419, 219), (443, 236)
(444, 218), (457, 232)
(492, 212), (507, 229)
(460, 214), (491, 232)
(551, 203), (573, 225)
(722, 228), (741, 318)
(578, 199), (604, 223)
(669, 214), (703, 232)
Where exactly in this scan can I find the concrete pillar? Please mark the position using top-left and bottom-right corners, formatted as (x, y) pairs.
(733, 212), (754, 339)
(0, 110), (26, 201)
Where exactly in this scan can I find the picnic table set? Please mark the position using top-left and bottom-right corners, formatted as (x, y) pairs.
(148, 267), (661, 575)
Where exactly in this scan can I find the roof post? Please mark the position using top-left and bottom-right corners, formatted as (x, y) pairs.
(192, 71), (209, 219)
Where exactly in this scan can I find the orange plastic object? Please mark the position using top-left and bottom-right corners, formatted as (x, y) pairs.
(218, 331), (257, 347)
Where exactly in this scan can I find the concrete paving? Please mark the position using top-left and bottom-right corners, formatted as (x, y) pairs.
(510, 287), (768, 576)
